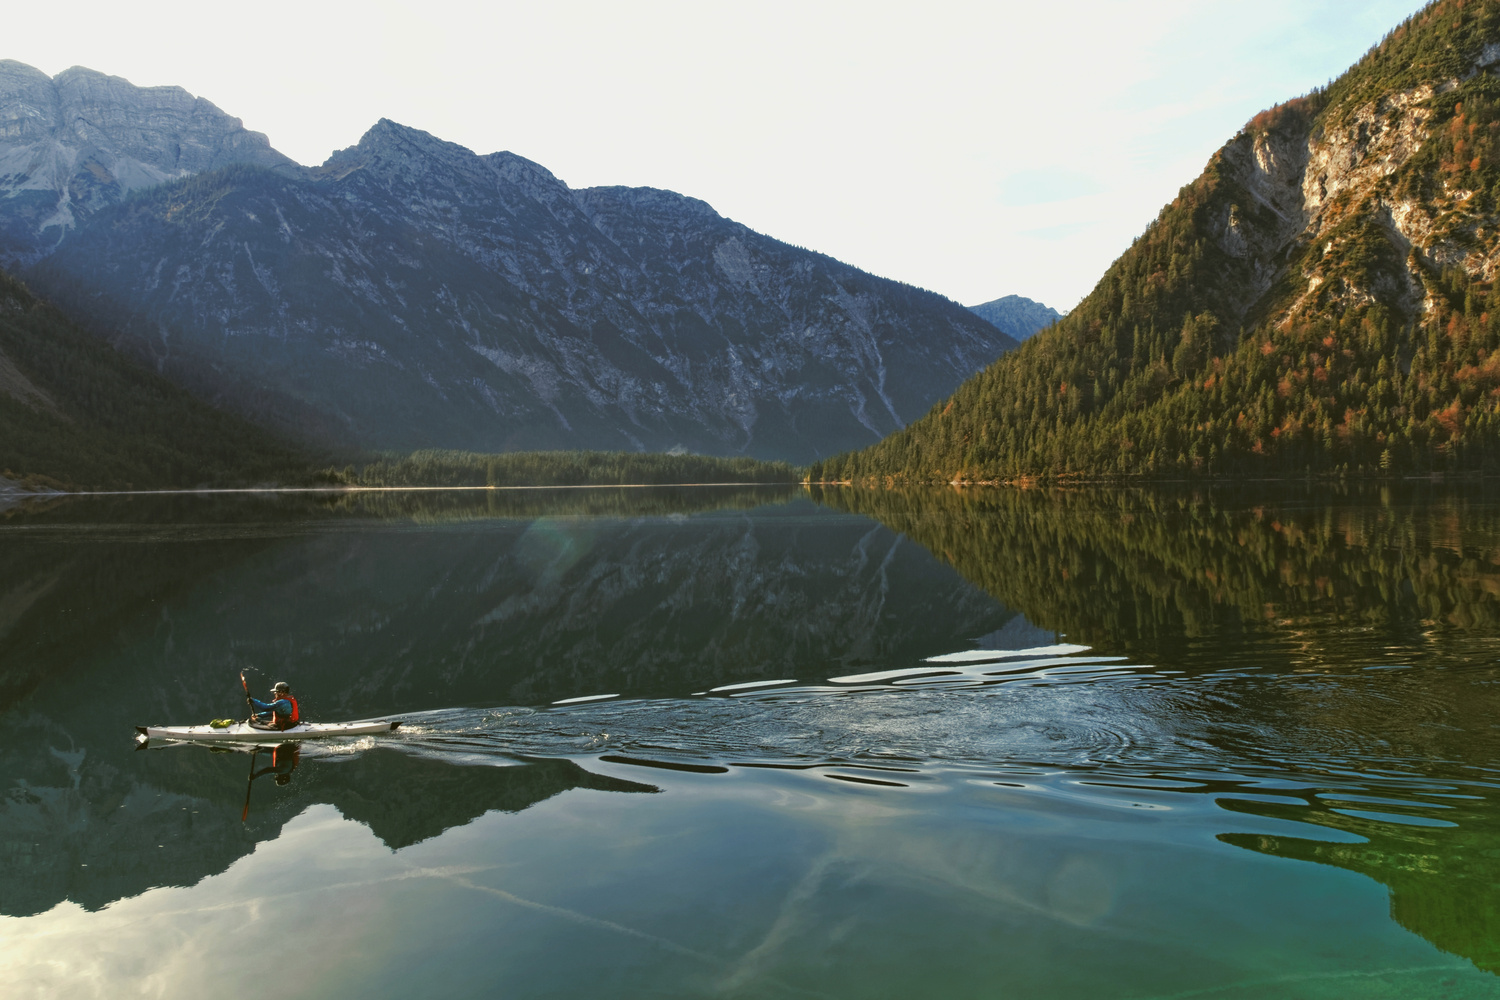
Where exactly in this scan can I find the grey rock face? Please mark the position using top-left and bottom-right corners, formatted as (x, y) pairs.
(30, 117), (1016, 460)
(0, 60), (297, 266)
(967, 294), (1062, 341)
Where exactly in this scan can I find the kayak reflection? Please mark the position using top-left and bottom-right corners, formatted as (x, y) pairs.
(248, 742), (299, 787)
(238, 741), (300, 823)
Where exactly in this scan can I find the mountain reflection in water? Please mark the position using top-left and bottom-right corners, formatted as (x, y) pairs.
(4, 736), (656, 918)
(4, 486), (1500, 997)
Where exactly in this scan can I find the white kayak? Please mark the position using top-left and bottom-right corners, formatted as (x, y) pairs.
(136, 720), (401, 743)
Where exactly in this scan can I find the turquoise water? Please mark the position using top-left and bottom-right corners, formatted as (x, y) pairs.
(2, 487), (1499, 998)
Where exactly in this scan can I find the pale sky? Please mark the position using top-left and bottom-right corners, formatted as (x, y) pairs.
(6, 1), (1427, 311)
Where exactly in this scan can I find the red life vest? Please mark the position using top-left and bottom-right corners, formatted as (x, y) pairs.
(275, 695), (300, 730)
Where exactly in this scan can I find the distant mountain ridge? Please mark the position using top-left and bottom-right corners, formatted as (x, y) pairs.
(967, 295), (1061, 340)
(0, 63), (1018, 463)
(814, 0), (1500, 482)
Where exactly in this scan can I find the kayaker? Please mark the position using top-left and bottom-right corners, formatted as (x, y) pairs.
(247, 682), (300, 731)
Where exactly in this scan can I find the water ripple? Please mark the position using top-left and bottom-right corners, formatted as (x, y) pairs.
(360, 639), (1500, 858)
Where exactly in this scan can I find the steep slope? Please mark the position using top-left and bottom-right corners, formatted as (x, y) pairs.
(0, 267), (307, 489)
(18, 111), (1015, 462)
(815, 0), (1500, 482)
(967, 294), (1061, 340)
(0, 61), (298, 268)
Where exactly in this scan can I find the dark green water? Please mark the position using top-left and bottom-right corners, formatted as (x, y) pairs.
(3, 485), (1499, 998)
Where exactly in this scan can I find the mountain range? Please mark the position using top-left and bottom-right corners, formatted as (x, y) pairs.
(814, 0), (1500, 482)
(0, 60), (1018, 466)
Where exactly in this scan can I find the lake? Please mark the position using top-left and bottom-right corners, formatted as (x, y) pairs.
(3, 484), (1499, 998)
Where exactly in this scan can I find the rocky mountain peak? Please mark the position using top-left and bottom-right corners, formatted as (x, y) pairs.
(0, 60), (59, 143)
(0, 61), (292, 176)
(0, 60), (298, 266)
(966, 295), (1062, 341)
(348, 117), (453, 157)
(323, 119), (573, 206)
(319, 118), (453, 179)
(52, 66), (284, 174)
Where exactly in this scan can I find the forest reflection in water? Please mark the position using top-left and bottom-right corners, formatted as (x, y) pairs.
(812, 481), (1500, 665)
(4, 484), (1500, 997)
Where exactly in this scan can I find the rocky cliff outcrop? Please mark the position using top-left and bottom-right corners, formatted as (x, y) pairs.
(0, 61), (298, 267)
(1187, 31), (1500, 336)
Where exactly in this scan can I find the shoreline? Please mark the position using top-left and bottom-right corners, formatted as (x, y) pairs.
(17, 482), (801, 499)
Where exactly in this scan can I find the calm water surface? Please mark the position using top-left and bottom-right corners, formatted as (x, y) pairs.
(3, 485), (1499, 998)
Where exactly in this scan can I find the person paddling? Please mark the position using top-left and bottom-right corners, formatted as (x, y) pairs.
(247, 681), (301, 731)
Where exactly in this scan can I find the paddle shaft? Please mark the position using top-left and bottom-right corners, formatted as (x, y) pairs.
(239, 670), (264, 824)
(240, 746), (260, 823)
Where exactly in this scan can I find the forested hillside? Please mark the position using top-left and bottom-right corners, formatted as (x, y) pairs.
(0, 269), (308, 490)
(814, 0), (1500, 483)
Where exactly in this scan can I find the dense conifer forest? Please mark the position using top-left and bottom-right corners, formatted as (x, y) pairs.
(312, 483), (797, 521)
(324, 450), (799, 488)
(0, 270), (310, 490)
(811, 1), (1500, 484)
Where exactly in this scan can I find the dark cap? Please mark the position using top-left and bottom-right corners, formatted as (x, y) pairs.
(272, 681), (290, 693)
